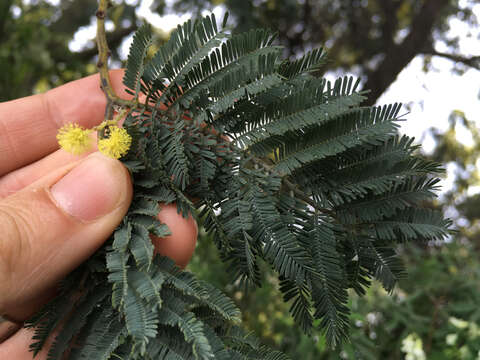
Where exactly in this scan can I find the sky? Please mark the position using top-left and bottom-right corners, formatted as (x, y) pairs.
(66, 0), (480, 194)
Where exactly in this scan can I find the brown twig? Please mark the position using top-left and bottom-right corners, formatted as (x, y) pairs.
(95, 0), (133, 120)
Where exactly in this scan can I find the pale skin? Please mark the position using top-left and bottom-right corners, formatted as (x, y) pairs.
(0, 70), (198, 358)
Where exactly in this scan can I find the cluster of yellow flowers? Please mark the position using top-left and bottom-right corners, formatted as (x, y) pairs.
(97, 126), (132, 159)
(56, 123), (93, 155)
(56, 122), (132, 159)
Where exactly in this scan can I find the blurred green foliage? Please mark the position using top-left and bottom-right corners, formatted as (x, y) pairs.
(0, 0), (138, 100)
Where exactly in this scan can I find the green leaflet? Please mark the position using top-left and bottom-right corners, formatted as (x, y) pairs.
(251, 183), (311, 283)
(47, 285), (110, 360)
(335, 177), (441, 223)
(272, 104), (402, 174)
(279, 279), (314, 334)
(373, 208), (452, 241)
(157, 300), (213, 360)
(124, 286), (159, 344)
(309, 218), (350, 347)
(278, 47), (328, 78)
(70, 306), (125, 360)
(142, 15), (222, 86)
(123, 24), (153, 97)
(146, 326), (195, 359)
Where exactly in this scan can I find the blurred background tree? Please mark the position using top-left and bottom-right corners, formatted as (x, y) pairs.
(2, 0), (480, 358)
(0, 0), (138, 100)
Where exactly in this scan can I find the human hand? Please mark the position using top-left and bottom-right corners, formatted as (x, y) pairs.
(0, 71), (197, 359)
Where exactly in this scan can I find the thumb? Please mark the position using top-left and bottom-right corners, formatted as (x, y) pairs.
(0, 153), (132, 321)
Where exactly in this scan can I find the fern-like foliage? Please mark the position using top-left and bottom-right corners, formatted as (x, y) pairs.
(28, 12), (452, 358)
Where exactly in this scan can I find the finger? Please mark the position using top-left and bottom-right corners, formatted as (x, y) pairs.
(0, 152), (132, 321)
(0, 327), (55, 360)
(0, 319), (22, 344)
(0, 149), (90, 198)
(151, 203), (198, 269)
(0, 69), (129, 176)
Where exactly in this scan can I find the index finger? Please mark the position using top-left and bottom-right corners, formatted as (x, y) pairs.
(0, 69), (129, 176)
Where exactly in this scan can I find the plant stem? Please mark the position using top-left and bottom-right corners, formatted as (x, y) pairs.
(96, 0), (133, 120)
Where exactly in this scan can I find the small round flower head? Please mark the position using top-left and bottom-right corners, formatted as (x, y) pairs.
(56, 123), (93, 155)
(98, 126), (132, 159)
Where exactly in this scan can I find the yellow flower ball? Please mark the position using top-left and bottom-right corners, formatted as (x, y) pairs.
(56, 123), (93, 155)
(98, 126), (132, 159)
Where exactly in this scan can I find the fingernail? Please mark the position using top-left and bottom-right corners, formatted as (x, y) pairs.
(51, 153), (126, 221)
